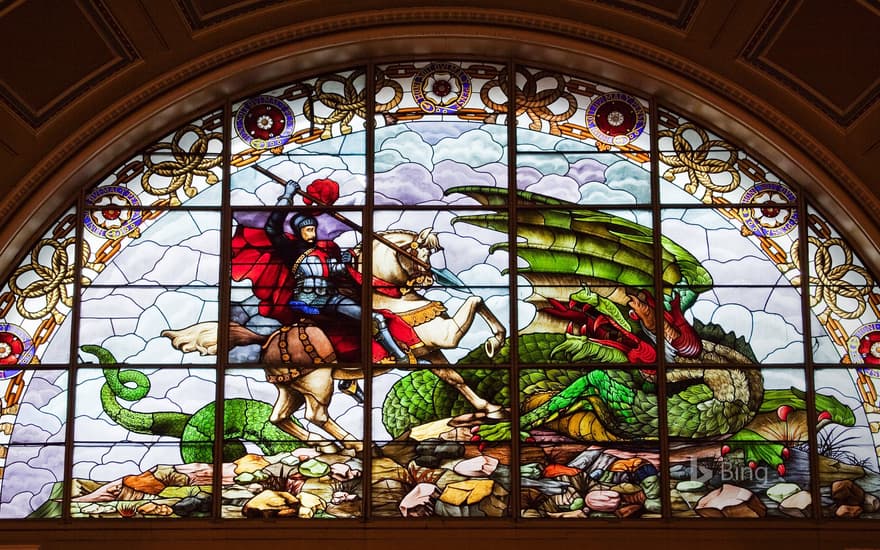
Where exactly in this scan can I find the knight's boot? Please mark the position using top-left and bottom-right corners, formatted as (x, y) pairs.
(372, 314), (413, 364)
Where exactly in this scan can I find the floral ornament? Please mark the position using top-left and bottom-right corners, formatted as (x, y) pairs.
(0, 332), (23, 365)
(424, 72), (459, 106)
(586, 92), (646, 146)
(91, 194), (132, 228)
(849, 323), (880, 368)
(739, 183), (798, 237)
(235, 95), (295, 149)
(84, 186), (142, 239)
(858, 332), (880, 364)
(412, 63), (471, 114)
(0, 323), (35, 376)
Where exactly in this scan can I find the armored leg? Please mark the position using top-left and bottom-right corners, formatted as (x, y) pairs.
(371, 312), (411, 363)
(325, 296), (413, 363)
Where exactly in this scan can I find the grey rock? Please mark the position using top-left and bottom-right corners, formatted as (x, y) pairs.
(779, 490), (811, 518)
(766, 482), (801, 503)
(566, 449), (603, 470)
(521, 478), (571, 495)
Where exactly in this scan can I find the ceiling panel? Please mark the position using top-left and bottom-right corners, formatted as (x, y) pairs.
(742, 0), (880, 125)
(0, 0), (137, 128)
(594, 0), (700, 29)
(176, 0), (286, 29)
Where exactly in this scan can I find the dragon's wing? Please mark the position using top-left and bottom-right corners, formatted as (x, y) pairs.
(447, 186), (712, 321)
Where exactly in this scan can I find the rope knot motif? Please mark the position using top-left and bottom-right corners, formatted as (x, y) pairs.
(482, 68), (576, 135)
(658, 123), (740, 203)
(141, 125), (222, 205)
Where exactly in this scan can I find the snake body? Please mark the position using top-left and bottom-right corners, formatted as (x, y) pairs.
(82, 344), (303, 463)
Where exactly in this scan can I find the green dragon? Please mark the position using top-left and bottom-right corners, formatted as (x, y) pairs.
(383, 335), (855, 469)
(381, 186), (855, 470)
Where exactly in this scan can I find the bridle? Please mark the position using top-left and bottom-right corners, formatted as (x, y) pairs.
(397, 229), (439, 295)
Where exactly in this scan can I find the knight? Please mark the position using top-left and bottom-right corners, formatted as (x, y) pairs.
(266, 179), (416, 364)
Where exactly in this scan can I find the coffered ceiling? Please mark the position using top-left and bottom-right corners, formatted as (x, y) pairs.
(0, 0), (877, 235)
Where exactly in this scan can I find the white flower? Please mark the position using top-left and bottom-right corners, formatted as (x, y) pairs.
(424, 72), (460, 106)
(91, 193), (132, 230)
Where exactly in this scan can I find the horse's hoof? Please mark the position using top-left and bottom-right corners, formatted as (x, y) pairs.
(486, 407), (510, 421)
(484, 336), (503, 358)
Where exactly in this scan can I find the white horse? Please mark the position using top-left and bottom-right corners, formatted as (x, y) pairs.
(162, 227), (506, 449)
(365, 227), (506, 362)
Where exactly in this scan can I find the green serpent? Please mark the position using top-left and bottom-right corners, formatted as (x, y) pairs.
(82, 344), (304, 463)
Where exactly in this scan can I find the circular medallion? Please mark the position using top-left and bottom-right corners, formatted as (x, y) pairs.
(0, 323), (35, 378)
(235, 95), (295, 149)
(739, 183), (798, 237)
(849, 322), (880, 373)
(412, 63), (472, 114)
(84, 186), (142, 239)
(586, 92), (646, 146)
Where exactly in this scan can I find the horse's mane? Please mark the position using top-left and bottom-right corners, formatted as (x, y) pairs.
(353, 229), (441, 253)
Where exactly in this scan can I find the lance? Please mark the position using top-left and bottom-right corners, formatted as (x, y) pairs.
(253, 164), (433, 272)
(253, 164), (506, 356)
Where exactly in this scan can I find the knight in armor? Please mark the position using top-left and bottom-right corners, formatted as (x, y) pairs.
(266, 179), (415, 364)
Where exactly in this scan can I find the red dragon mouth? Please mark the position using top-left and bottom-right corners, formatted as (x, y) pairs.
(543, 289), (702, 365)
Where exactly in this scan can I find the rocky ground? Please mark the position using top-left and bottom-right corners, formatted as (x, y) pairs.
(31, 416), (880, 520)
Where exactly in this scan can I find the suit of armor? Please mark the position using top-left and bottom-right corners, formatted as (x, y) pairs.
(290, 244), (360, 320)
(266, 180), (412, 363)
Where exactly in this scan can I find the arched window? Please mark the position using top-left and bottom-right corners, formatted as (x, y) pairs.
(0, 60), (877, 523)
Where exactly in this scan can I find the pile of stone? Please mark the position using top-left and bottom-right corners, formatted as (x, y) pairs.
(828, 479), (879, 518)
(226, 447), (363, 518)
(70, 463), (214, 518)
(67, 446), (364, 519)
(372, 438), (510, 517)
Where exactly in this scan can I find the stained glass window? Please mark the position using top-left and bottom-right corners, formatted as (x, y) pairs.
(0, 61), (878, 522)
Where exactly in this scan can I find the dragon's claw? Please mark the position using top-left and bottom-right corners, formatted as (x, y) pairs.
(723, 430), (788, 471)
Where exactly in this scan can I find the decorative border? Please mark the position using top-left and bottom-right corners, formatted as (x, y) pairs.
(2, 8), (878, 280)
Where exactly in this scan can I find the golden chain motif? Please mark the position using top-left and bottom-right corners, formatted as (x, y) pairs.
(658, 123), (740, 203)
(3, 372), (25, 408)
(141, 125), (222, 205)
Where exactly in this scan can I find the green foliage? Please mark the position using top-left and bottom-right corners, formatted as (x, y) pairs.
(760, 387), (855, 426)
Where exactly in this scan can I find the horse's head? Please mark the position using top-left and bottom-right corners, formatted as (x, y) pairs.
(409, 227), (442, 266)
(372, 227), (442, 293)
